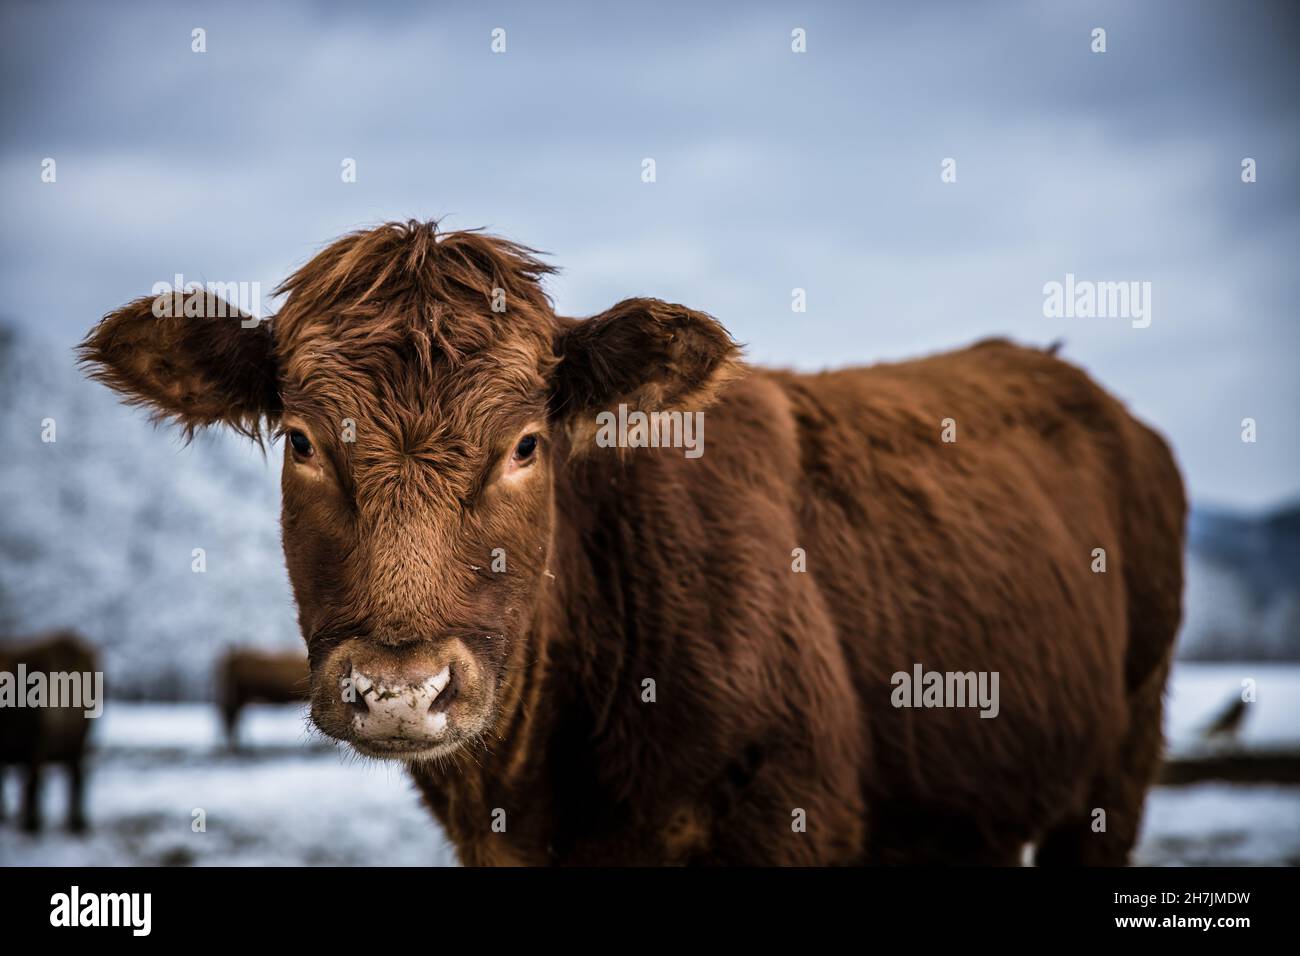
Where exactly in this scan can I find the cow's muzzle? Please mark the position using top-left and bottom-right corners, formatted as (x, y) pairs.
(310, 636), (489, 759)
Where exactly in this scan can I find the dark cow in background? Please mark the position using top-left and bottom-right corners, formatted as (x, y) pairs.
(80, 220), (1185, 865)
(218, 647), (310, 749)
(0, 631), (98, 832)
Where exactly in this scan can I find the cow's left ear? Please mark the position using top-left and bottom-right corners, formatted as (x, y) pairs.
(549, 297), (743, 424)
(78, 290), (280, 441)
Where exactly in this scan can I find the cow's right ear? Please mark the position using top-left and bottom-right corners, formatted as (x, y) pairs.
(78, 290), (280, 440)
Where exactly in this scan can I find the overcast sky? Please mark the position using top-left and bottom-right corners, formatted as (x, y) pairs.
(1, 0), (1296, 509)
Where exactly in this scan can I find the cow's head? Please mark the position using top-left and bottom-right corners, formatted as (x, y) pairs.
(80, 221), (739, 762)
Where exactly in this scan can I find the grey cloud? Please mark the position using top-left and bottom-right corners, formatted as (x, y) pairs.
(0, 0), (1296, 508)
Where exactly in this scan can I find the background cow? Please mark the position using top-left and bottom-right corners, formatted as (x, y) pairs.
(217, 648), (311, 750)
(0, 630), (98, 833)
(79, 220), (1185, 865)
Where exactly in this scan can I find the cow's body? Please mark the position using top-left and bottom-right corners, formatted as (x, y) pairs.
(416, 341), (1184, 865)
(80, 221), (1184, 865)
(0, 631), (98, 832)
(218, 648), (310, 749)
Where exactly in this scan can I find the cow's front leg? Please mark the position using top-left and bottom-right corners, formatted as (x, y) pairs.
(21, 761), (43, 833)
(66, 757), (88, 833)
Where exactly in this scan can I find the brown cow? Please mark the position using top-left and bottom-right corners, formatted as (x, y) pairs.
(79, 220), (1185, 865)
(217, 648), (311, 749)
(0, 631), (99, 832)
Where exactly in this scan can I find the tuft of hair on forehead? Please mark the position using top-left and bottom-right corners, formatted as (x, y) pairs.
(273, 219), (559, 372)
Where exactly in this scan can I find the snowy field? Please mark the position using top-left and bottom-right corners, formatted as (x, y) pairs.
(1, 663), (1297, 866)
(0, 705), (457, 867)
(1137, 662), (1300, 866)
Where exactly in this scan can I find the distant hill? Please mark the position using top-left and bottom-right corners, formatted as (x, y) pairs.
(0, 322), (300, 700)
(1181, 503), (1300, 661)
(0, 323), (1295, 700)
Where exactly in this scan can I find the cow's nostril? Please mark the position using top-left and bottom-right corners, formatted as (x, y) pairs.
(422, 665), (453, 713)
(430, 666), (459, 714)
(346, 668), (371, 715)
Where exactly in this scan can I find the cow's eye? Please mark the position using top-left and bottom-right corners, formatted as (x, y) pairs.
(512, 434), (538, 462)
(288, 430), (314, 458)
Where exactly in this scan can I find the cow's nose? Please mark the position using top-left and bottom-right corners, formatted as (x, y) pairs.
(347, 664), (455, 746)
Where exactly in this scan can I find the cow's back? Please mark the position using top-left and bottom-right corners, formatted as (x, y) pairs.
(220, 649), (310, 705)
(709, 341), (1183, 845)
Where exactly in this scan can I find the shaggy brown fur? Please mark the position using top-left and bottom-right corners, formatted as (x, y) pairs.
(0, 631), (98, 832)
(79, 220), (1185, 865)
(218, 648), (311, 749)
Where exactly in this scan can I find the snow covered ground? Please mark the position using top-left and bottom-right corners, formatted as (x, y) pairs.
(1, 664), (1296, 866)
(1136, 662), (1300, 865)
(0, 704), (456, 866)
(1137, 784), (1300, 866)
